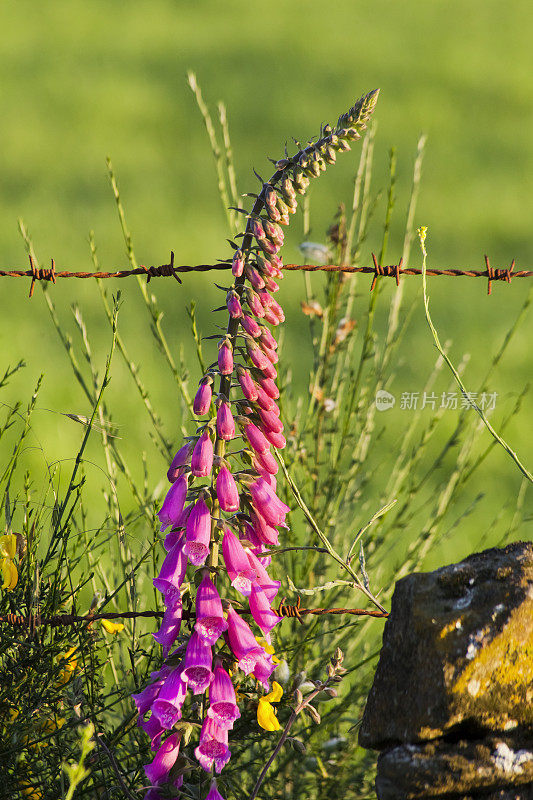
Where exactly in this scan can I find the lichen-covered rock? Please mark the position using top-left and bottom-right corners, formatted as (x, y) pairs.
(375, 736), (533, 799)
(359, 542), (533, 748)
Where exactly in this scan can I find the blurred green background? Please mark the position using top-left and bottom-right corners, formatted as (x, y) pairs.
(1, 0), (531, 560)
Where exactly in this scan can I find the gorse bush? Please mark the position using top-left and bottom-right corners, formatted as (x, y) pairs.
(0, 82), (531, 800)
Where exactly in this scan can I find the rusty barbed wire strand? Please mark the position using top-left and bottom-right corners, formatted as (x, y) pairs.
(1, 253), (530, 297)
(0, 605), (387, 629)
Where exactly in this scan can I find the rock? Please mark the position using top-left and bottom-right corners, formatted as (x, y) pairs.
(359, 542), (533, 749)
(375, 736), (533, 799)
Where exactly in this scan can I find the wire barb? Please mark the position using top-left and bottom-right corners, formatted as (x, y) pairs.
(370, 253), (403, 292)
(28, 254), (56, 297)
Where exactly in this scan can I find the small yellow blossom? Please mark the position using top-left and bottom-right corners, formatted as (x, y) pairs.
(256, 636), (280, 664)
(257, 681), (283, 732)
(101, 618), (124, 634)
(0, 534), (18, 590)
(56, 646), (78, 686)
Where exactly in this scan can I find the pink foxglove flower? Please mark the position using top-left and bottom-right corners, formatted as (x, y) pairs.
(246, 549), (280, 601)
(241, 314), (262, 338)
(205, 780), (225, 800)
(245, 264), (265, 290)
(195, 573), (228, 645)
(152, 667), (188, 729)
(132, 677), (167, 719)
(222, 527), (257, 595)
(194, 717), (231, 774)
(158, 474), (188, 532)
(167, 442), (193, 482)
(252, 449), (278, 476)
(152, 604), (183, 656)
(226, 290), (243, 319)
(216, 402), (235, 441)
(249, 477), (290, 528)
(250, 511), (280, 546)
(194, 379), (213, 416)
(183, 495), (211, 566)
(258, 375), (280, 399)
(242, 421), (270, 454)
(247, 341), (270, 370)
(244, 287), (265, 318)
(249, 585), (281, 634)
(144, 732), (181, 786)
(237, 367), (259, 401)
(191, 430), (214, 477)
(226, 606), (275, 685)
(218, 340), (234, 375)
(258, 407), (283, 434)
(153, 540), (187, 608)
(140, 714), (164, 751)
(163, 504), (191, 551)
(231, 249), (244, 277)
(182, 631), (214, 694)
(216, 466), (240, 513)
(261, 427), (286, 449)
(208, 662), (241, 730)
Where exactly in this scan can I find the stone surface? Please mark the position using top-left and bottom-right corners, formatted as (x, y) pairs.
(359, 541), (533, 749)
(375, 736), (533, 799)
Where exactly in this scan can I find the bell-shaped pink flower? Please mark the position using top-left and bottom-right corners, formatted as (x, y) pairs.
(152, 603), (183, 657)
(132, 677), (166, 719)
(226, 606), (274, 682)
(216, 466), (240, 513)
(231, 249), (244, 277)
(259, 360), (277, 381)
(139, 713), (164, 752)
(241, 315), (262, 338)
(247, 341), (270, 370)
(245, 264), (265, 290)
(163, 504), (191, 551)
(218, 340), (234, 375)
(249, 585), (281, 634)
(226, 290), (243, 319)
(183, 496), (211, 566)
(250, 478), (290, 528)
(252, 449), (278, 476)
(144, 731), (181, 786)
(216, 402), (235, 441)
(250, 511), (280, 546)
(158, 474), (188, 532)
(208, 662), (241, 730)
(194, 717), (231, 774)
(254, 383), (276, 411)
(153, 540), (188, 608)
(242, 422), (270, 454)
(205, 780), (225, 800)
(167, 442), (193, 482)
(182, 631), (214, 694)
(261, 426), (286, 449)
(151, 667), (188, 729)
(258, 407), (283, 434)
(246, 549), (280, 602)
(222, 527), (257, 595)
(195, 573), (228, 645)
(245, 288), (265, 318)
(194, 379), (213, 416)
(191, 430), (214, 477)
(237, 366), (259, 401)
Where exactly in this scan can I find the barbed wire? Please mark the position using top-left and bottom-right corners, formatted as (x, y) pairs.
(0, 603), (388, 631)
(1, 253), (529, 297)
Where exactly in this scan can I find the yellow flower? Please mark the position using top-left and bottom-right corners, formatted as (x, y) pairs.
(56, 646), (78, 686)
(256, 636), (280, 664)
(0, 534), (18, 590)
(257, 681), (283, 732)
(101, 618), (124, 634)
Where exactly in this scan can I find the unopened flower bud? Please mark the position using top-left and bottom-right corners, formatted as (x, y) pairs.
(226, 290), (243, 319)
(193, 377), (213, 416)
(264, 185), (277, 209)
(232, 249), (244, 277)
(251, 218), (265, 241)
(244, 264), (265, 290)
(218, 339), (234, 375)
